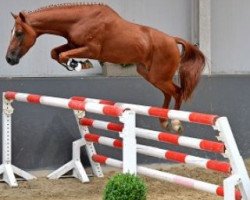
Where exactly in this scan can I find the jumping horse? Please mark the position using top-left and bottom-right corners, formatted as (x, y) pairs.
(5, 3), (205, 133)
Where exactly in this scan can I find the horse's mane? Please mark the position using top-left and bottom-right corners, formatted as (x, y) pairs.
(27, 2), (106, 14)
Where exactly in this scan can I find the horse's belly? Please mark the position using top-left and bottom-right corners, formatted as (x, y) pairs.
(100, 33), (150, 64)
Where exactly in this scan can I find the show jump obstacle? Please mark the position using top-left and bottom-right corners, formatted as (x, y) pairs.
(1, 91), (250, 200)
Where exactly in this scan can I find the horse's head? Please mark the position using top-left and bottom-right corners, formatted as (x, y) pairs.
(6, 12), (37, 65)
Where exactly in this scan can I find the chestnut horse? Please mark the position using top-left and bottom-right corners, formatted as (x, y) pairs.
(6, 3), (205, 132)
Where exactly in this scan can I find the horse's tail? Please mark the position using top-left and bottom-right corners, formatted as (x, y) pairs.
(174, 37), (206, 101)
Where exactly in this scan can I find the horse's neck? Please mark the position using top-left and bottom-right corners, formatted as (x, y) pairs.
(27, 5), (119, 38)
(27, 10), (73, 37)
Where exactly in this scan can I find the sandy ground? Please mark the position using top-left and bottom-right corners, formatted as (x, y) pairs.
(0, 160), (249, 200)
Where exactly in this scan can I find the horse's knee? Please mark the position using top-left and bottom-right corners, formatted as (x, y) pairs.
(51, 49), (59, 60)
(59, 52), (68, 63)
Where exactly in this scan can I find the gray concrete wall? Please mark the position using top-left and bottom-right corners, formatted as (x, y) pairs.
(211, 0), (250, 74)
(0, 76), (249, 170)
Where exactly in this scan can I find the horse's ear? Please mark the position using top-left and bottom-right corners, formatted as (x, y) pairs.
(11, 12), (18, 19)
(19, 12), (26, 23)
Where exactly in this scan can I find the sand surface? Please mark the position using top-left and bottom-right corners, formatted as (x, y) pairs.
(0, 160), (249, 200)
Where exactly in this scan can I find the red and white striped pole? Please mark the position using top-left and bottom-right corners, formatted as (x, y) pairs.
(79, 118), (225, 154)
(4, 91), (124, 117)
(84, 133), (231, 173)
(71, 96), (218, 126)
(92, 154), (241, 200)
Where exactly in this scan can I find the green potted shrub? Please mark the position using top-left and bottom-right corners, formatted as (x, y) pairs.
(103, 173), (147, 200)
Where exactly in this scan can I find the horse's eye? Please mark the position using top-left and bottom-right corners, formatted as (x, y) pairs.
(15, 31), (23, 38)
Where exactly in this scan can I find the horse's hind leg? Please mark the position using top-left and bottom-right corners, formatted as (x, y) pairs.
(136, 64), (149, 81)
(157, 82), (183, 133)
(137, 64), (171, 130)
(149, 76), (183, 133)
(165, 81), (184, 133)
(159, 93), (172, 130)
(137, 62), (183, 133)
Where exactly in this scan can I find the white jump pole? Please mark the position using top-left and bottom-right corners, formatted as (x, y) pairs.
(47, 138), (89, 182)
(216, 117), (250, 200)
(48, 110), (102, 181)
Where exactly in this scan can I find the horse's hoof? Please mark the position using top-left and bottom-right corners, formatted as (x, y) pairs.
(171, 119), (184, 134)
(74, 63), (82, 71)
(81, 59), (94, 69)
(67, 58), (81, 71)
(161, 120), (171, 131)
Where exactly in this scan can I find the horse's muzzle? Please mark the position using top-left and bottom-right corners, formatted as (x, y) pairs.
(6, 55), (19, 65)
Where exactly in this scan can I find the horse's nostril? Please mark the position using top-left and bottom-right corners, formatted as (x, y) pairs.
(6, 55), (18, 65)
(6, 56), (11, 63)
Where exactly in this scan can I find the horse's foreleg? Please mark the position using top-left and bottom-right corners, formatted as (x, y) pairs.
(58, 46), (98, 63)
(58, 46), (100, 70)
(51, 44), (72, 61)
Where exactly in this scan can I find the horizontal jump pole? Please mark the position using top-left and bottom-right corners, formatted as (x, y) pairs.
(84, 133), (231, 173)
(80, 118), (225, 154)
(92, 154), (241, 200)
(72, 96), (218, 126)
(4, 91), (124, 117)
